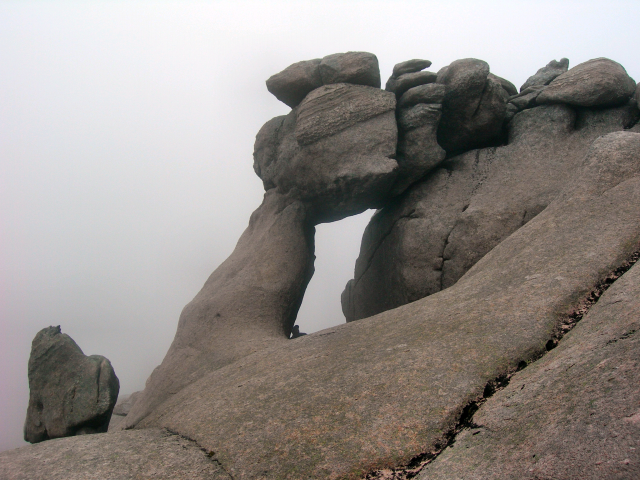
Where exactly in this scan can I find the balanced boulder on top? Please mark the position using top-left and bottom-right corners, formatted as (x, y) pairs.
(266, 52), (382, 108)
(436, 58), (509, 153)
(537, 57), (636, 107)
(24, 326), (119, 443)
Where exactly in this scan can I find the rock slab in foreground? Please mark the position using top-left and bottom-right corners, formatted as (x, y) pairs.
(24, 326), (119, 443)
(419, 259), (640, 480)
(135, 132), (640, 479)
(0, 429), (230, 480)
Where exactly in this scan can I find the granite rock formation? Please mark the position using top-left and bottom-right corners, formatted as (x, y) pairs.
(537, 57), (636, 107)
(343, 101), (639, 321)
(3, 53), (640, 479)
(23, 326), (119, 443)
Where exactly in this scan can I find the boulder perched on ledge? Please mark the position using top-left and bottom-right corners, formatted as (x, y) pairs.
(23, 326), (119, 443)
(537, 57), (636, 107)
(436, 58), (508, 154)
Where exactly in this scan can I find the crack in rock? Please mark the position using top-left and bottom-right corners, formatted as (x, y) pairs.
(164, 428), (235, 480)
(362, 248), (640, 480)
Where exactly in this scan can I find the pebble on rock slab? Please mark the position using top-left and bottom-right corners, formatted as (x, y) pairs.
(24, 326), (119, 443)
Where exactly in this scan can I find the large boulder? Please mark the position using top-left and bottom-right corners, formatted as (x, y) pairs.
(520, 57), (569, 92)
(343, 102), (639, 322)
(419, 256), (640, 480)
(129, 132), (640, 479)
(436, 58), (509, 154)
(24, 326), (119, 443)
(318, 51), (381, 88)
(125, 190), (315, 427)
(254, 84), (398, 223)
(537, 57), (636, 107)
(265, 59), (322, 108)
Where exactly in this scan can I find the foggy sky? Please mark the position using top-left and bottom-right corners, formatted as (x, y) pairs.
(2, 0), (639, 452)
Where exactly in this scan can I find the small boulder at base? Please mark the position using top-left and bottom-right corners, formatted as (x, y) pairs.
(24, 326), (119, 443)
(537, 57), (636, 107)
(520, 58), (569, 92)
(319, 51), (381, 88)
(266, 59), (322, 108)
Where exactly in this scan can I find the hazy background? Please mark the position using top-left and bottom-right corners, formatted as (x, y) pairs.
(1, 0), (638, 452)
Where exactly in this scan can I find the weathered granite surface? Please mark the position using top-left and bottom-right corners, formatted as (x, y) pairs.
(0, 429), (230, 480)
(418, 258), (640, 480)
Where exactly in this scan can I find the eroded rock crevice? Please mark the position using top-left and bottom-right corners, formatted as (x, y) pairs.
(364, 248), (640, 479)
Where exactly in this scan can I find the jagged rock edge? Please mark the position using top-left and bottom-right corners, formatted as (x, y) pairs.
(362, 247), (640, 480)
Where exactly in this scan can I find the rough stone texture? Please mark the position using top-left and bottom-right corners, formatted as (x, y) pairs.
(265, 58), (322, 108)
(488, 72), (517, 96)
(397, 83), (445, 108)
(294, 84), (395, 145)
(253, 84), (398, 223)
(125, 190), (315, 427)
(392, 104), (446, 196)
(419, 259), (640, 480)
(386, 70), (438, 98)
(24, 326), (119, 443)
(509, 84), (546, 110)
(392, 58), (431, 78)
(436, 58), (508, 153)
(537, 57), (636, 108)
(0, 429), (231, 480)
(319, 51), (381, 88)
(112, 390), (142, 416)
(343, 102), (639, 322)
(520, 57), (569, 92)
(130, 132), (640, 480)
(106, 413), (126, 432)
